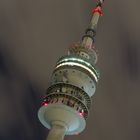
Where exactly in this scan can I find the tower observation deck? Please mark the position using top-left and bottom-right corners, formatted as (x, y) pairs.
(38, 1), (104, 140)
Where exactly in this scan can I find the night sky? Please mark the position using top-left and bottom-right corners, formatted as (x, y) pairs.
(0, 0), (140, 140)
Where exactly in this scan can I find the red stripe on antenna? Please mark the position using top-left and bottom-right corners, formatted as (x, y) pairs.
(92, 7), (103, 16)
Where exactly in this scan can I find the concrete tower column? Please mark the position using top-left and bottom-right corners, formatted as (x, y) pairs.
(47, 124), (66, 140)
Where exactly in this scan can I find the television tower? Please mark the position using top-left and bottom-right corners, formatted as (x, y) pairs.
(38, 0), (104, 140)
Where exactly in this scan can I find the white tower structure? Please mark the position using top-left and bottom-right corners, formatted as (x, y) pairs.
(38, 1), (104, 140)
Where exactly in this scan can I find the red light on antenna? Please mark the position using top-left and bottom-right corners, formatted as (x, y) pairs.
(92, 7), (103, 16)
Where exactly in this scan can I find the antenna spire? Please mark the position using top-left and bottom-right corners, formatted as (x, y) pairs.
(82, 0), (104, 49)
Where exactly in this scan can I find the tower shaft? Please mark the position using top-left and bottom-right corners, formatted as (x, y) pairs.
(47, 124), (66, 140)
